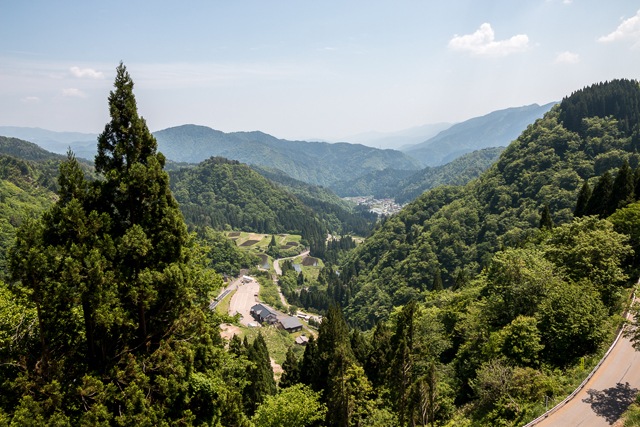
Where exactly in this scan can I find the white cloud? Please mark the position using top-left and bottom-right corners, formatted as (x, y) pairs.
(555, 51), (580, 64)
(21, 96), (41, 104)
(62, 88), (86, 98)
(598, 10), (640, 45)
(448, 23), (529, 57)
(69, 66), (104, 79)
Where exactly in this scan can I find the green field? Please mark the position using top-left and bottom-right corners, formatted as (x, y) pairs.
(225, 231), (306, 272)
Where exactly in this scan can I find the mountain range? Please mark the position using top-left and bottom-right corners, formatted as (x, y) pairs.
(0, 102), (555, 199)
(402, 102), (556, 166)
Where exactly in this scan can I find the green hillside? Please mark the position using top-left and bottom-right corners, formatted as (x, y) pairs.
(252, 165), (377, 236)
(169, 156), (328, 256)
(339, 80), (640, 327)
(3, 67), (640, 427)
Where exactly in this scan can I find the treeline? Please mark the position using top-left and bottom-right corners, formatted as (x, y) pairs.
(559, 79), (640, 136)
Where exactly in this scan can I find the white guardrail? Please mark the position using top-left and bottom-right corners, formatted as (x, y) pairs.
(522, 288), (637, 427)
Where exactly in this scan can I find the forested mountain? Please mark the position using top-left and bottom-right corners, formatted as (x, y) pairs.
(403, 102), (556, 167)
(0, 155), (56, 275)
(265, 79), (640, 427)
(338, 82), (640, 327)
(394, 147), (504, 204)
(0, 137), (79, 275)
(154, 124), (422, 186)
(169, 157), (328, 255)
(331, 147), (503, 202)
(251, 165), (377, 236)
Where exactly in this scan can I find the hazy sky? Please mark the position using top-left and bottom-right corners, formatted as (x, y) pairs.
(1, 1), (639, 140)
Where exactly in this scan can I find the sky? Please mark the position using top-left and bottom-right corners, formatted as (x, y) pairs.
(1, 0), (639, 141)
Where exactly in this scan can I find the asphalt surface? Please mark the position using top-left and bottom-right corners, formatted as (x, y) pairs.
(228, 278), (260, 326)
(533, 332), (640, 426)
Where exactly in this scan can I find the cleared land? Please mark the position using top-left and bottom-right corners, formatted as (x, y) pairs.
(228, 279), (260, 326)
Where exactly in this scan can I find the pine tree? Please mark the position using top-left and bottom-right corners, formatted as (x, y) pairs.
(299, 335), (319, 388)
(364, 321), (392, 388)
(432, 270), (443, 291)
(7, 63), (234, 425)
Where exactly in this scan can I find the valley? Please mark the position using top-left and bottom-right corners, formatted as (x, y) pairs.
(2, 68), (640, 426)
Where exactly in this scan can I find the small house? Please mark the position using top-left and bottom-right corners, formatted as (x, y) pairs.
(250, 303), (278, 325)
(279, 316), (303, 333)
(295, 335), (309, 345)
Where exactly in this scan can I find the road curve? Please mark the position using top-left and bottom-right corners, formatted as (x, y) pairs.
(273, 250), (310, 276)
(530, 310), (640, 426)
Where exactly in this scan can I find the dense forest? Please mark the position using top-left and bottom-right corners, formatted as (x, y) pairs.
(2, 66), (640, 426)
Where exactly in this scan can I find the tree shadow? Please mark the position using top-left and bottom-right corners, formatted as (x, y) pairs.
(582, 382), (638, 424)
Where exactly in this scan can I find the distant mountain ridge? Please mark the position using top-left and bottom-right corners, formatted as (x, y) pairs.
(0, 103), (556, 193)
(0, 126), (98, 160)
(154, 125), (421, 187)
(403, 102), (556, 166)
(339, 122), (453, 150)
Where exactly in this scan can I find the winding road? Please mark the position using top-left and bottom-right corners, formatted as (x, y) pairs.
(273, 250), (310, 275)
(528, 302), (640, 426)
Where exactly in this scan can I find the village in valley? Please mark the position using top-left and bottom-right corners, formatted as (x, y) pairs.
(343, 196), (404, 216)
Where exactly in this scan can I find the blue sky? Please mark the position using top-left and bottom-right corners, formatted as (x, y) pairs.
(1, 1), (639, 141)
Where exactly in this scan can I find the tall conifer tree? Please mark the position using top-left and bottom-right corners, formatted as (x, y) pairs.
(574, 180), (592, 217)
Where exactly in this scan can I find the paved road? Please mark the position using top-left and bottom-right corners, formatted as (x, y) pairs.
(273, 250), (310, 275)
(228, 278), (260, 326)
(533, 316), (640, 426)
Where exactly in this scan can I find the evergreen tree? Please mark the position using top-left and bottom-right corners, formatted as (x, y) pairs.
(364, 321), (392, 388)
(610, 160), (635, 211)
(574, 180), (592, 217)
(432, 270), (443, 291)
(585, 171), (613, 217)
(244, 333), (277, 415)
(539, 203), (553, 230)
(279, 347), (300, 388)
(6, 63), (240, 425)
(389, 301), (418, 426)
(299, 335), (320, 388)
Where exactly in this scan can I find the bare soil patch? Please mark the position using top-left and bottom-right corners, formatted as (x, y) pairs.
(228, 232), (241, 237)
(271, 358), (283, 376)
(302, 257), (319, 266)
(240, 239), (260, 247)
(219, 323), (243, 341)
